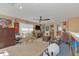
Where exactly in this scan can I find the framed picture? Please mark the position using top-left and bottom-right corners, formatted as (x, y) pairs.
(0, 18), (12, 28)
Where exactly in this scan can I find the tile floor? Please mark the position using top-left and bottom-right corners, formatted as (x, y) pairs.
(0, 38), (49, 56)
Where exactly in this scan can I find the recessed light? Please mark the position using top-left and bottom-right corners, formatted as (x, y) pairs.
(19, 6), (23, 9)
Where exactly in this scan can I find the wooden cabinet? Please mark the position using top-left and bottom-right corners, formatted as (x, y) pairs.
(0, 28), (16, 49)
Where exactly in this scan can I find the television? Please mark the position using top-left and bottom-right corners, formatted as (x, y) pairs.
(35, 25), (40, 30)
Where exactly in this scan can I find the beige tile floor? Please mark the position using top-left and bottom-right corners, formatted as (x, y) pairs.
(0, 38), (49, 56)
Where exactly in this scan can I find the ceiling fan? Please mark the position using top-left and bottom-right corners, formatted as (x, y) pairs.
(39, 16), (50, 21)
(34, 16), (50, 21)
(35, 16), (50, 25)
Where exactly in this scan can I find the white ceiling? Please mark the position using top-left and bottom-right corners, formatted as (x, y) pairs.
(0, 3), (79, 22)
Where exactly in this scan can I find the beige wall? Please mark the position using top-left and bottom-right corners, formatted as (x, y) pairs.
(60, 17), (79, 33)
(60, 20), (69, 31)
(68, 17), (79, 33)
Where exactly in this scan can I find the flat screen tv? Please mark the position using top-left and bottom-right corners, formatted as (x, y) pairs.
(35, 25), (40, 30)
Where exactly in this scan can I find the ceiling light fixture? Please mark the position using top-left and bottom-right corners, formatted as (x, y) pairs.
(8, 3), (23, 9)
